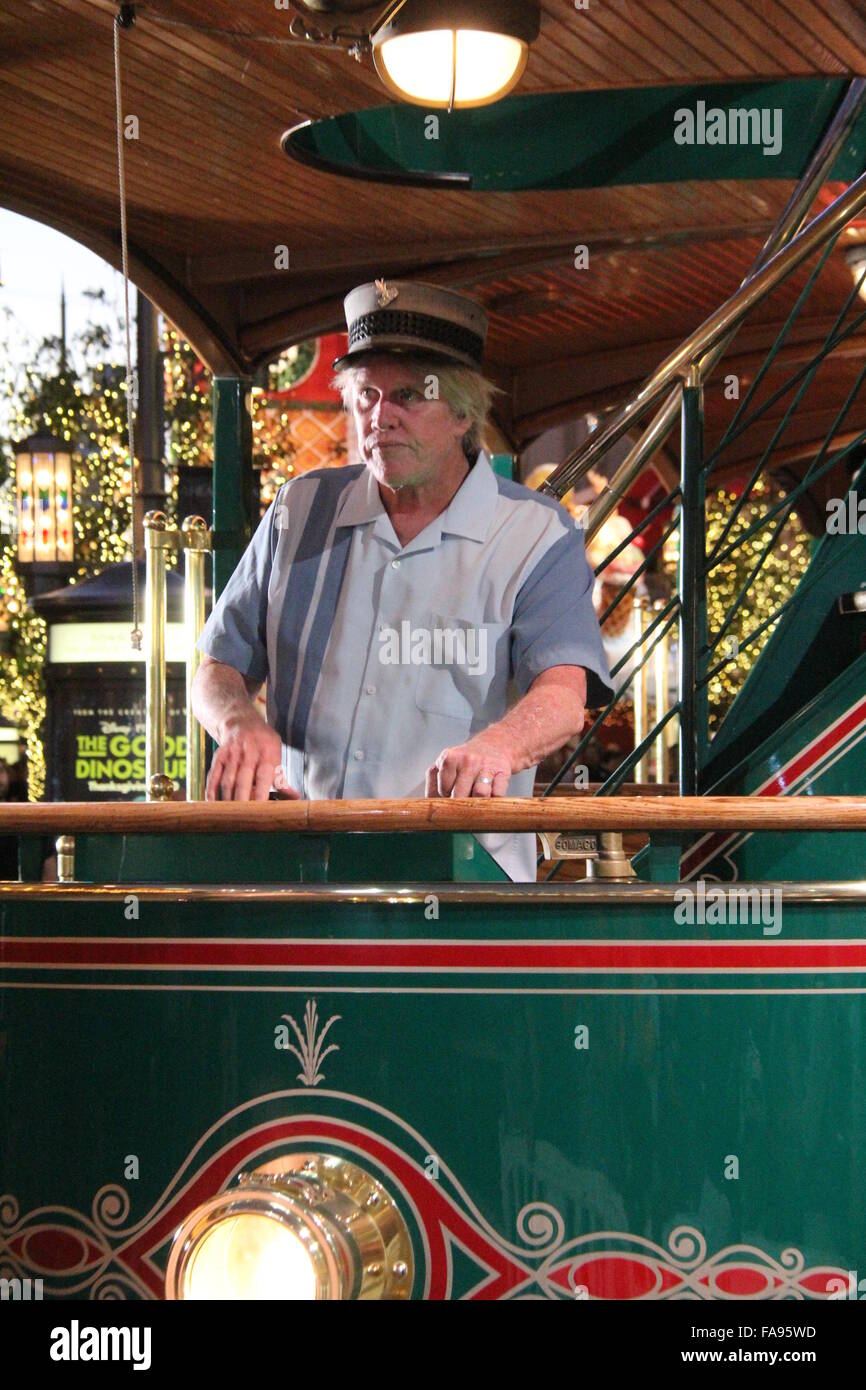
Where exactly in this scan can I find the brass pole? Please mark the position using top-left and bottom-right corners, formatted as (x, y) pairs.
(143, 511), (174, 801)
(181, 516), (211, 802)
(584, 831), (636, 880)
(632, 596), (649, 783)
(55, 835), (76, 883)
(652, 598), (669, 784)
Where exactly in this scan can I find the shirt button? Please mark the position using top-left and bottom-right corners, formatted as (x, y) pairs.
(391, 559), (401, 569)
(354, 749), (365, 760)
(365, 684), (376, 695)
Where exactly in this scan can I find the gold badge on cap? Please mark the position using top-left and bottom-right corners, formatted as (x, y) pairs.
(375, 278), (399, 307)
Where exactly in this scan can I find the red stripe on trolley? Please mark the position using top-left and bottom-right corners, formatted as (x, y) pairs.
(681, 693), (866, 877)
(3, 938), (866, 972)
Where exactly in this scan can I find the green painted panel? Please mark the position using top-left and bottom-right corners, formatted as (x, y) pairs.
(705, 514), (866, 782)
(284, 80), (858, 191)
(1, 890), (864, 1299)
(636, 655), (866, 884)
(71, 829), (507, 884)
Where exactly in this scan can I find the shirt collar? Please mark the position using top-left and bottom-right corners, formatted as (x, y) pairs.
(335, 454), (496, 546)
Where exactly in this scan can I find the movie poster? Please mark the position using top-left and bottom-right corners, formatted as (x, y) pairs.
(46, 672), (187, 801)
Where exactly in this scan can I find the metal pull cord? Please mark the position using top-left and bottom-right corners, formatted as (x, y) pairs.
(113, 6), (142, 650)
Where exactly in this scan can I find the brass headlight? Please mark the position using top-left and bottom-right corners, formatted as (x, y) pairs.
(165, 1153), (413, 1300)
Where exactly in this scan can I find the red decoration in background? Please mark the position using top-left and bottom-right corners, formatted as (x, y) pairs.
(269, 334), (348, 405)
(618, 465), (671, 552)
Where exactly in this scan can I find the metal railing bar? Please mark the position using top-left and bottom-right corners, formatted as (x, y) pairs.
(610, 593), (680, 679)
(710, 370), (866, 649)
(709, 236), (842, 460)
(541, 700), (680, 879)
(543, 84), (866, 547)
(541, 605), (682, 797)
(702, 301), (866, 483)
(799, 352), (866, 483)
(707, 316), (843, 567)
(591, 485), (681, 577)
(707, 428), (866, 572)
(539, 160), (866, 517)
(595, 704), (682, 796)
(598, 515), (680, 627)
(700, 593), (796, 683)
(4, 880), (866, 903)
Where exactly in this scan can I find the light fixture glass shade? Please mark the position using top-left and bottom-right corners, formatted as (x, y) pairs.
(15, 436), (74, 566)
(376, 29), (527, 107)
(372, 2), (539, 109)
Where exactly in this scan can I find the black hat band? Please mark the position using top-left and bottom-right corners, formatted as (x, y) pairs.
(347, 309), (484, 365)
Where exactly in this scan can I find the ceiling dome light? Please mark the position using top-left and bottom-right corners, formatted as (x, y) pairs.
(165, 1153), (413, 1300)
(372, 1), (540, 110)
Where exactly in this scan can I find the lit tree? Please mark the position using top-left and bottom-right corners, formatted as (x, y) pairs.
(663, 476), (811, 732)
(0, 295), (136, 797)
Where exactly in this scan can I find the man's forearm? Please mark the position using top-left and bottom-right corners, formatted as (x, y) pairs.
(191, 660), (262, 744)
(486, 667), (587, 772)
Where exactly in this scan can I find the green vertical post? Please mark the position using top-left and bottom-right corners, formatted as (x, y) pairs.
(678, 366), (708, 795)
(489, 453), (516, 481)
(212, 376), (254, 598)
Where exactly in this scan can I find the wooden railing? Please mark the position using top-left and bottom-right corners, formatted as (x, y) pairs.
(3, 796), (866, 835)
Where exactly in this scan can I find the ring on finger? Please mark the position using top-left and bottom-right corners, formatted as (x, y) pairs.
(476, 774), (493, 785)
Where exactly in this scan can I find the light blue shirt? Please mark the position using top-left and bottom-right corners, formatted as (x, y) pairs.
(198, 454), (614, 880)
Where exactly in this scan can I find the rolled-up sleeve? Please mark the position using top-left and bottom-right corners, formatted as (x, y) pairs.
(511, 523), (615, 709)
(196, 496), (279, 683)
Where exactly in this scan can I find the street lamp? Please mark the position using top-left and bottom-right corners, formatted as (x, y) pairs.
(15, 434), (74, 569)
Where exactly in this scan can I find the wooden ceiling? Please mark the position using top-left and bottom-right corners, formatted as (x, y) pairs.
(1, 0), (865, 488)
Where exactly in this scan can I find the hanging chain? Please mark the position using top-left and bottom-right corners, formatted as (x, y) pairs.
(113, 8), (142, 650)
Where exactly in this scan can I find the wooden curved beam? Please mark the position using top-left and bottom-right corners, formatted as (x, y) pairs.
(0, 186), (245, 376)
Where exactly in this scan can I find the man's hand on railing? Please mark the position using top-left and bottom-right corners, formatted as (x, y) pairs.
(205, 713), (300, 802)
(193, 657), (300, 801)
(426, 730), (514, 799)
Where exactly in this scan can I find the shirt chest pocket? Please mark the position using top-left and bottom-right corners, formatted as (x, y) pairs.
(413, 613), (510, 721)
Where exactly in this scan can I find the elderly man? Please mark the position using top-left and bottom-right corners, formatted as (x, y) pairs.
(192, 280), (613, 881)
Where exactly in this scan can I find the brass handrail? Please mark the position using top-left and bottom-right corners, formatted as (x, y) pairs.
(2, 881), (865, 904)
(181, 515), (211, 802)
(4, 796), (866, 834)
(143, 511), (212, 803)
(542, 99), (866, 531)
(143, 510), (173, 802)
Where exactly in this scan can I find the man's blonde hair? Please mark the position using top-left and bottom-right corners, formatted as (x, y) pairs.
(332, 355), (500, 456)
